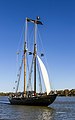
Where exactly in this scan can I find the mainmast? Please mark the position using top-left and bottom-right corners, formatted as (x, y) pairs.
(34, 21), (37, 96)
(24, 18), (27, 97)
(33, 17), (43, 96)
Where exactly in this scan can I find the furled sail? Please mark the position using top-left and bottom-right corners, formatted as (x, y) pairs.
(37, 55), (51, 95)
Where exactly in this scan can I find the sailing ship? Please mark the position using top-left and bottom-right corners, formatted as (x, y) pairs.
(8, 17), (57, 106)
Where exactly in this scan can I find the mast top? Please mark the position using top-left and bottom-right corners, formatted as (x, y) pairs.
(26, 17), (43, 25)
(36, 16), (40, 20)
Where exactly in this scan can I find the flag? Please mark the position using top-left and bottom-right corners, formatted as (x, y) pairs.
(41, 53), (44, 57)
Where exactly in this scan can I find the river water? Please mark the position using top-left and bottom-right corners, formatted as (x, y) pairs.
(0, 96), (75, 120)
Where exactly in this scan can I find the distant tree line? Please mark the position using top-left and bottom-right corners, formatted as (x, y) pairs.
(0, 89), (75, 96)
(56, 89), (75, 96)
(0, 92), (12, 96)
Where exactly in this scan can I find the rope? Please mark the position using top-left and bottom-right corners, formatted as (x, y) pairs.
(37, 60), (42, 93)
(27, 57), (34, 91)
(16, 54), (24, 93)
(37, 28), (52, 90)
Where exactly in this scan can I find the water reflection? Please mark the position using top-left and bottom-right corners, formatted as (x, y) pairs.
(0, 97), (75, 120)
(25, 106), (55, 120)
(0, 102), (55, 120)
(38, 107), (53, 120)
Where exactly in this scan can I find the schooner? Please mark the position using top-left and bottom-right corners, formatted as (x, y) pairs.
(8, 17), (57, 106)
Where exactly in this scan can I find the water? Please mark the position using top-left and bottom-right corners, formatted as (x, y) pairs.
(0, 96), (75, 120)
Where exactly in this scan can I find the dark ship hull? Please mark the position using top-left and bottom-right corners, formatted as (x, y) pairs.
(8, 94), (57, 106)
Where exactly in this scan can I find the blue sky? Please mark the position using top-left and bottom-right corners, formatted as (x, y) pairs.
(0, 0), (75, 92)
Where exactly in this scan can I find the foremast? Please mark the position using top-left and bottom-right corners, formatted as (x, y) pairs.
(24, 18), (27, 97)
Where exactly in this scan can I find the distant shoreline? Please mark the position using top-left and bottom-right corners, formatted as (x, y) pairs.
(56, 89), (75, 96)
(0, 89), (75, 96)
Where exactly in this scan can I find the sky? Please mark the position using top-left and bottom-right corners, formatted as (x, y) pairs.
(0, 0), (75, 92)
